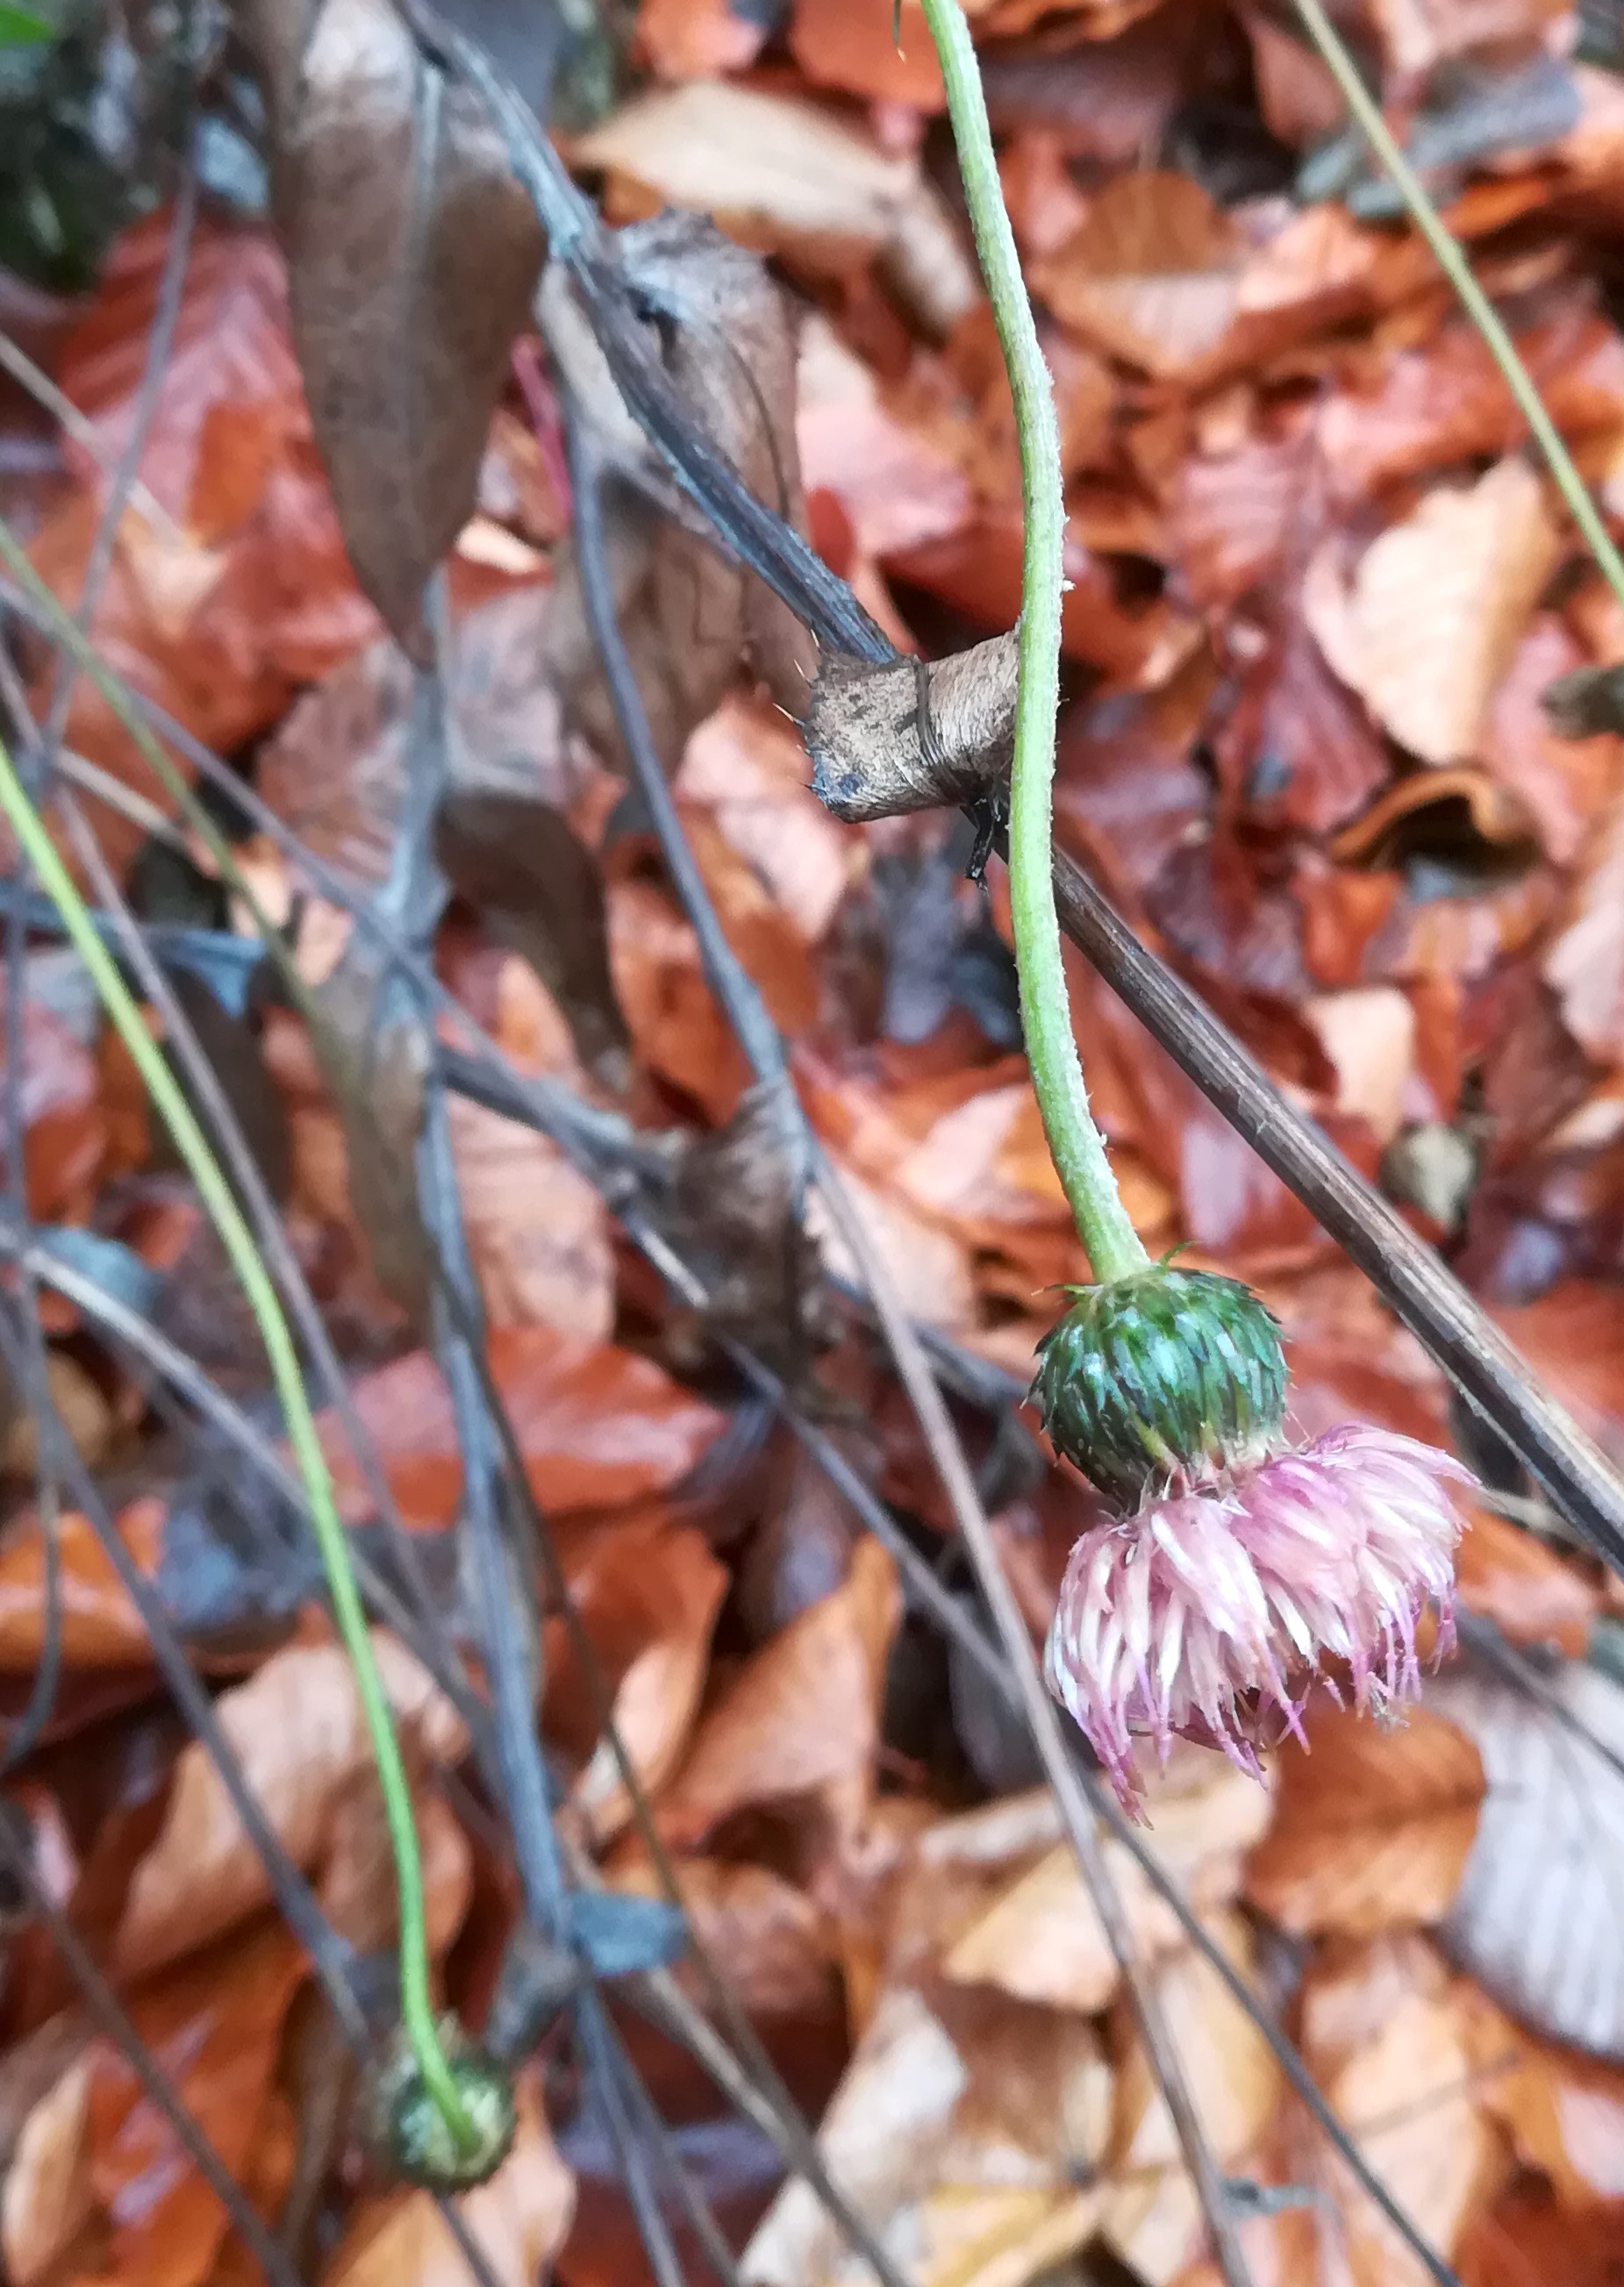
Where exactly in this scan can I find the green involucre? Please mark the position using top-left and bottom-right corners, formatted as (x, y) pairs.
(1030, 1267), (1287, 1506)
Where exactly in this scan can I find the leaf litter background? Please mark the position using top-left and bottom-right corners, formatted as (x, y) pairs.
(11, 1), (1624, 2285)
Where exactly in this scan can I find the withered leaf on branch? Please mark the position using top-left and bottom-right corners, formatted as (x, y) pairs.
(228, 0), (546, 657)
(539, 212), (817, 763)
(805, 632), (1018, 823)
(649, 1078), (833, 1388)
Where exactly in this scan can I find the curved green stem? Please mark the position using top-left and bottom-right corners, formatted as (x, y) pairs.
(0, 738), (474, 2149)
(1292, 0), (1624, 618)
(917, 0), (1147, 1284)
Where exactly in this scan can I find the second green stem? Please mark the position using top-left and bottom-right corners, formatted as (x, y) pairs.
(919, 0), (1147, 1286)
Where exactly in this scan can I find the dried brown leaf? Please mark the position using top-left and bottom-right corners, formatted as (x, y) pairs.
(314, 1326), (726, 1527)
(111, 1632), (466, 1980)
(576, 81), (977, 339)
(1300, 1939), (1507, 2287)
(229, 0), (545, 655)
(1101, 1914), (1283, 2286)
(0, 2019), (92, 2287)
(1306, 460), (1560, 765)
(1543, 790), (1624, 1060)
(610, 1855), (838, 2019)
(1464, 1987), (1624, 2206)
(1244, 1702), (1484, 1937)
(656, 1538), (900, 1850)
(1034, 174), (1242, 379)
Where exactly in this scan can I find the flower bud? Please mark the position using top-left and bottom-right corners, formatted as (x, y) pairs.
(369, 2017), (517, 2191)
(1029, 1267), (1287, 1505)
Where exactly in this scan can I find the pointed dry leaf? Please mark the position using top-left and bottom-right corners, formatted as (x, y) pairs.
(1244, 1702), (1484, 1938)
(1033, 174), (1242, 378)
(111, 1632), (466, 1979)
(1432, 1660), (1624, 2059)
(230, 0), (545, 654)
(656, 1538), (900, 1849)
(1306, 459), (1560, 765)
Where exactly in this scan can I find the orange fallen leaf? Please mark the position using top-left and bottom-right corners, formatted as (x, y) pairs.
(1244, 1702), (1484, 1936)
(1306, 459), (1560, 767)
(0, 2020), (93, 2287)
(656, 1538), (900, 1850)
(313, 1326), (726, 1530)
(111, 1631), (467, 1979)
(1455, 1505), (1597, 1656)
(789, 0), (945, 108)
(88, 1920), (306, 2287)
(0, 1499), (164, 1673)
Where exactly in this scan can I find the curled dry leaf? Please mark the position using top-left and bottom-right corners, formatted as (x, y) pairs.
(324, 2073), (574, 2287)
(576, 81), (978, 339)
(1305, 459), (1560, 766)
(111, 1630), (466, 1980)
(314, 1325), (726, 1529)
(1244, 1701), (1484, 1939)
(1432, 1659), (1624, 2060)
(655, 1537), (900, 1850)
(229, 0), (545, 656)
(806, 633), (1018, 824)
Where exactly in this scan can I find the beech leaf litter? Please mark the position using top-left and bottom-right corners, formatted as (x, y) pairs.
(7, 0), (1624, 2283)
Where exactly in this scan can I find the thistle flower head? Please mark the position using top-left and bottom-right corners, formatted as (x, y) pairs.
(1042, 1424), (1469, 1813)
(1030, 1267), (1287, 1506)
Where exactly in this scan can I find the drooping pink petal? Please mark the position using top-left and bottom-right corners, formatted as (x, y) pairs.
(1042, 1425), (1469, 1814)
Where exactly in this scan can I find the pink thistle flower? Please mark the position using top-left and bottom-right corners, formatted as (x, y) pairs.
(1042, 1424), (1470, 1814)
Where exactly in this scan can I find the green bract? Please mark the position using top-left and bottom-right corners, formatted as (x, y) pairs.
(1029, 1267), (1287, 1505)
(374, 2016), (518, 2192)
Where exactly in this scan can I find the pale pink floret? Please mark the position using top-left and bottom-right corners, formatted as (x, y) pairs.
(1042, 1425), (1469, 1812)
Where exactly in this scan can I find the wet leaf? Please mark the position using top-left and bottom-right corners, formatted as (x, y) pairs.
(229, 0), (545, 655)
(1244, 1702), (1485, 1937)
(314, 1326), (726, 1529)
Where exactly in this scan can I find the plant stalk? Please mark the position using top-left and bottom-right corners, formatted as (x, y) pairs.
(1293, 0), (1624, 617)
(0, 739), (474, 2151)
(917, 0), (1147, 1285)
